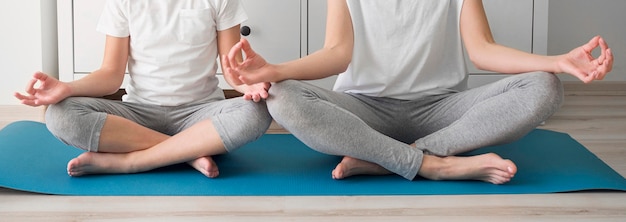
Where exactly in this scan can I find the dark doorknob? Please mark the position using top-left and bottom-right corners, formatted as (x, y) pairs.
(240, 26), (251, 36)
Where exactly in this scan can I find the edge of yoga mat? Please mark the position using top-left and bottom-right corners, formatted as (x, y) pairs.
(1, 120), (625, 196)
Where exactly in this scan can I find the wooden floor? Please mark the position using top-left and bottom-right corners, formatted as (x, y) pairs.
(1, 89), (625, 221)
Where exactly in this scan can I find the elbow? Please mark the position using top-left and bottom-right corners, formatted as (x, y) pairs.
(465, 40), (497, 71)
(105, 72), (126, 95)
(326, 46), (352, 74)
(467, 52), (490, 71)
(335, 60), (350, 74)
(105, 87), (122, 96)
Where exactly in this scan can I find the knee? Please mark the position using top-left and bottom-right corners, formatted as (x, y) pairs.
(267, 80), (315, 122)
(267, 80), (300, 107)
(217, 101), (273, 151)
(237, 101), (273, 137)
(250, 102), (273, 135)
(528, 72), (564, 109)
(44, 98), (105, 149)
(44, 98), (77, 138)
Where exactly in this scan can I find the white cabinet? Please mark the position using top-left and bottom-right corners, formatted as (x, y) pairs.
(58, 0), (308, 90)
(58, 0), (546, 92)
(240, 0), (301, 64)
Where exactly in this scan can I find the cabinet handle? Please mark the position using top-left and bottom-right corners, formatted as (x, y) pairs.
(240, 26), (251, 36)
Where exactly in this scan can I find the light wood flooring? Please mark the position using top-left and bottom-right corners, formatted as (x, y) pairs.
(0, 86), (625, 221)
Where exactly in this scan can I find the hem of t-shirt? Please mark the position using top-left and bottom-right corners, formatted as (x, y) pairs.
(216, 13), (248, 31)
(96, 25), (130, 38)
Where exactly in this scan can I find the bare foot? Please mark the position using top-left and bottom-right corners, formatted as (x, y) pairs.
(332, 156), (392, 179)
(418, 153), (517, 185)
(67, 152), (133, 177)
(187, 156), (220, 178)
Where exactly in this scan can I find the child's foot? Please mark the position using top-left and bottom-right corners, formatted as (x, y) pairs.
(187, 156), (220, 178)
(67, 152), (132, 176)
(331, 156), (392, 179)
(67, 153), (220, 178)
(418, 153), (517, 185)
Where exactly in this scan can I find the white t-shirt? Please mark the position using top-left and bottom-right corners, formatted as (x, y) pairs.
(334, 0), (468, 100)
(97, 0), (248, 106)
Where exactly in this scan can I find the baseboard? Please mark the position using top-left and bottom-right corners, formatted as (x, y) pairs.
(562, 81), (626, 96)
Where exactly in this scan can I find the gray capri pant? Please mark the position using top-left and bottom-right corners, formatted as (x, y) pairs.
(267, 72), (564, 180)
(45, 95), (272, 153)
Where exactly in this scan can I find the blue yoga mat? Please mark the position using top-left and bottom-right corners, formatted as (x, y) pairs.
(1, 121), (625, 196)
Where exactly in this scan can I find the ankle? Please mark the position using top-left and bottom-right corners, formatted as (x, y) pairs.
(418, 155), (449, 181)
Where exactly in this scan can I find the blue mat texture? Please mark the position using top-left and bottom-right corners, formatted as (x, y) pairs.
(1, 121), (625, 196)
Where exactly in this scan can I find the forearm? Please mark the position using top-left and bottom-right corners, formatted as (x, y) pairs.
(67, 69), (125, 97)
(470, 43), (563, 74)
(273, 46), (351, 82)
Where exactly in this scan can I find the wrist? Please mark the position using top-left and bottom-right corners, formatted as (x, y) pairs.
(550, 55), (566, 74)
(272, 63), (288, 82)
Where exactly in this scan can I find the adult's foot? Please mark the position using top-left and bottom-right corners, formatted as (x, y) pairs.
(418, 153), (517, 185)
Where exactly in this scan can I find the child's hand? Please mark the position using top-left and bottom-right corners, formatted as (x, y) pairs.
(14, 72), (71, 106)
(241, 82), (270, 102)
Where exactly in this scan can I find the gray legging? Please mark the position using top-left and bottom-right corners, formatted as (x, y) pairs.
(45, 96), (272, 153)
(267, 72), (564, 180)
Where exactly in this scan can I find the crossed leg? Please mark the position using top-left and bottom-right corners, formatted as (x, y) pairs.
(67, 114), (224, 177)
(269, 72), (561, 185)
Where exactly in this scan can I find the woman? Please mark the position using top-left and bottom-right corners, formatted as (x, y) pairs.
(225, 0), (613, 184)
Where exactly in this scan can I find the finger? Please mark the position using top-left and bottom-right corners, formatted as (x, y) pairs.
(21, 100), (39, 107)
(599, 37), (610, 52)
(221, 55), (235, 75)
(228, 41), (244, 68)
(33, 72), (50, 88)
(221, 55), (241, 84)
(240, 38), (258, 59)
(33, 71), (47, 80)
(569, 70), (593, 84)
(581, 36), (600, 54)
(238, 58), (253, 70)
(595, 57), (612, 81)
(259, 90), (269, 99)
(595, 68), (607, 80)
(605, 48), (614, 73)
(15, 94), (39, 107)
(243, 94), (252, 101)
(252, 94), (260, 102)
(14, 92), (35, 101)
(224, 70), (245, 86)
(25, 78), (38, 95)
(595, 38), (609, 64)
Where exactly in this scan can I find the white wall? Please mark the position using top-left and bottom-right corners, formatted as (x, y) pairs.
(548, 0), (625, 82)
(0, 0), (57, 105)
